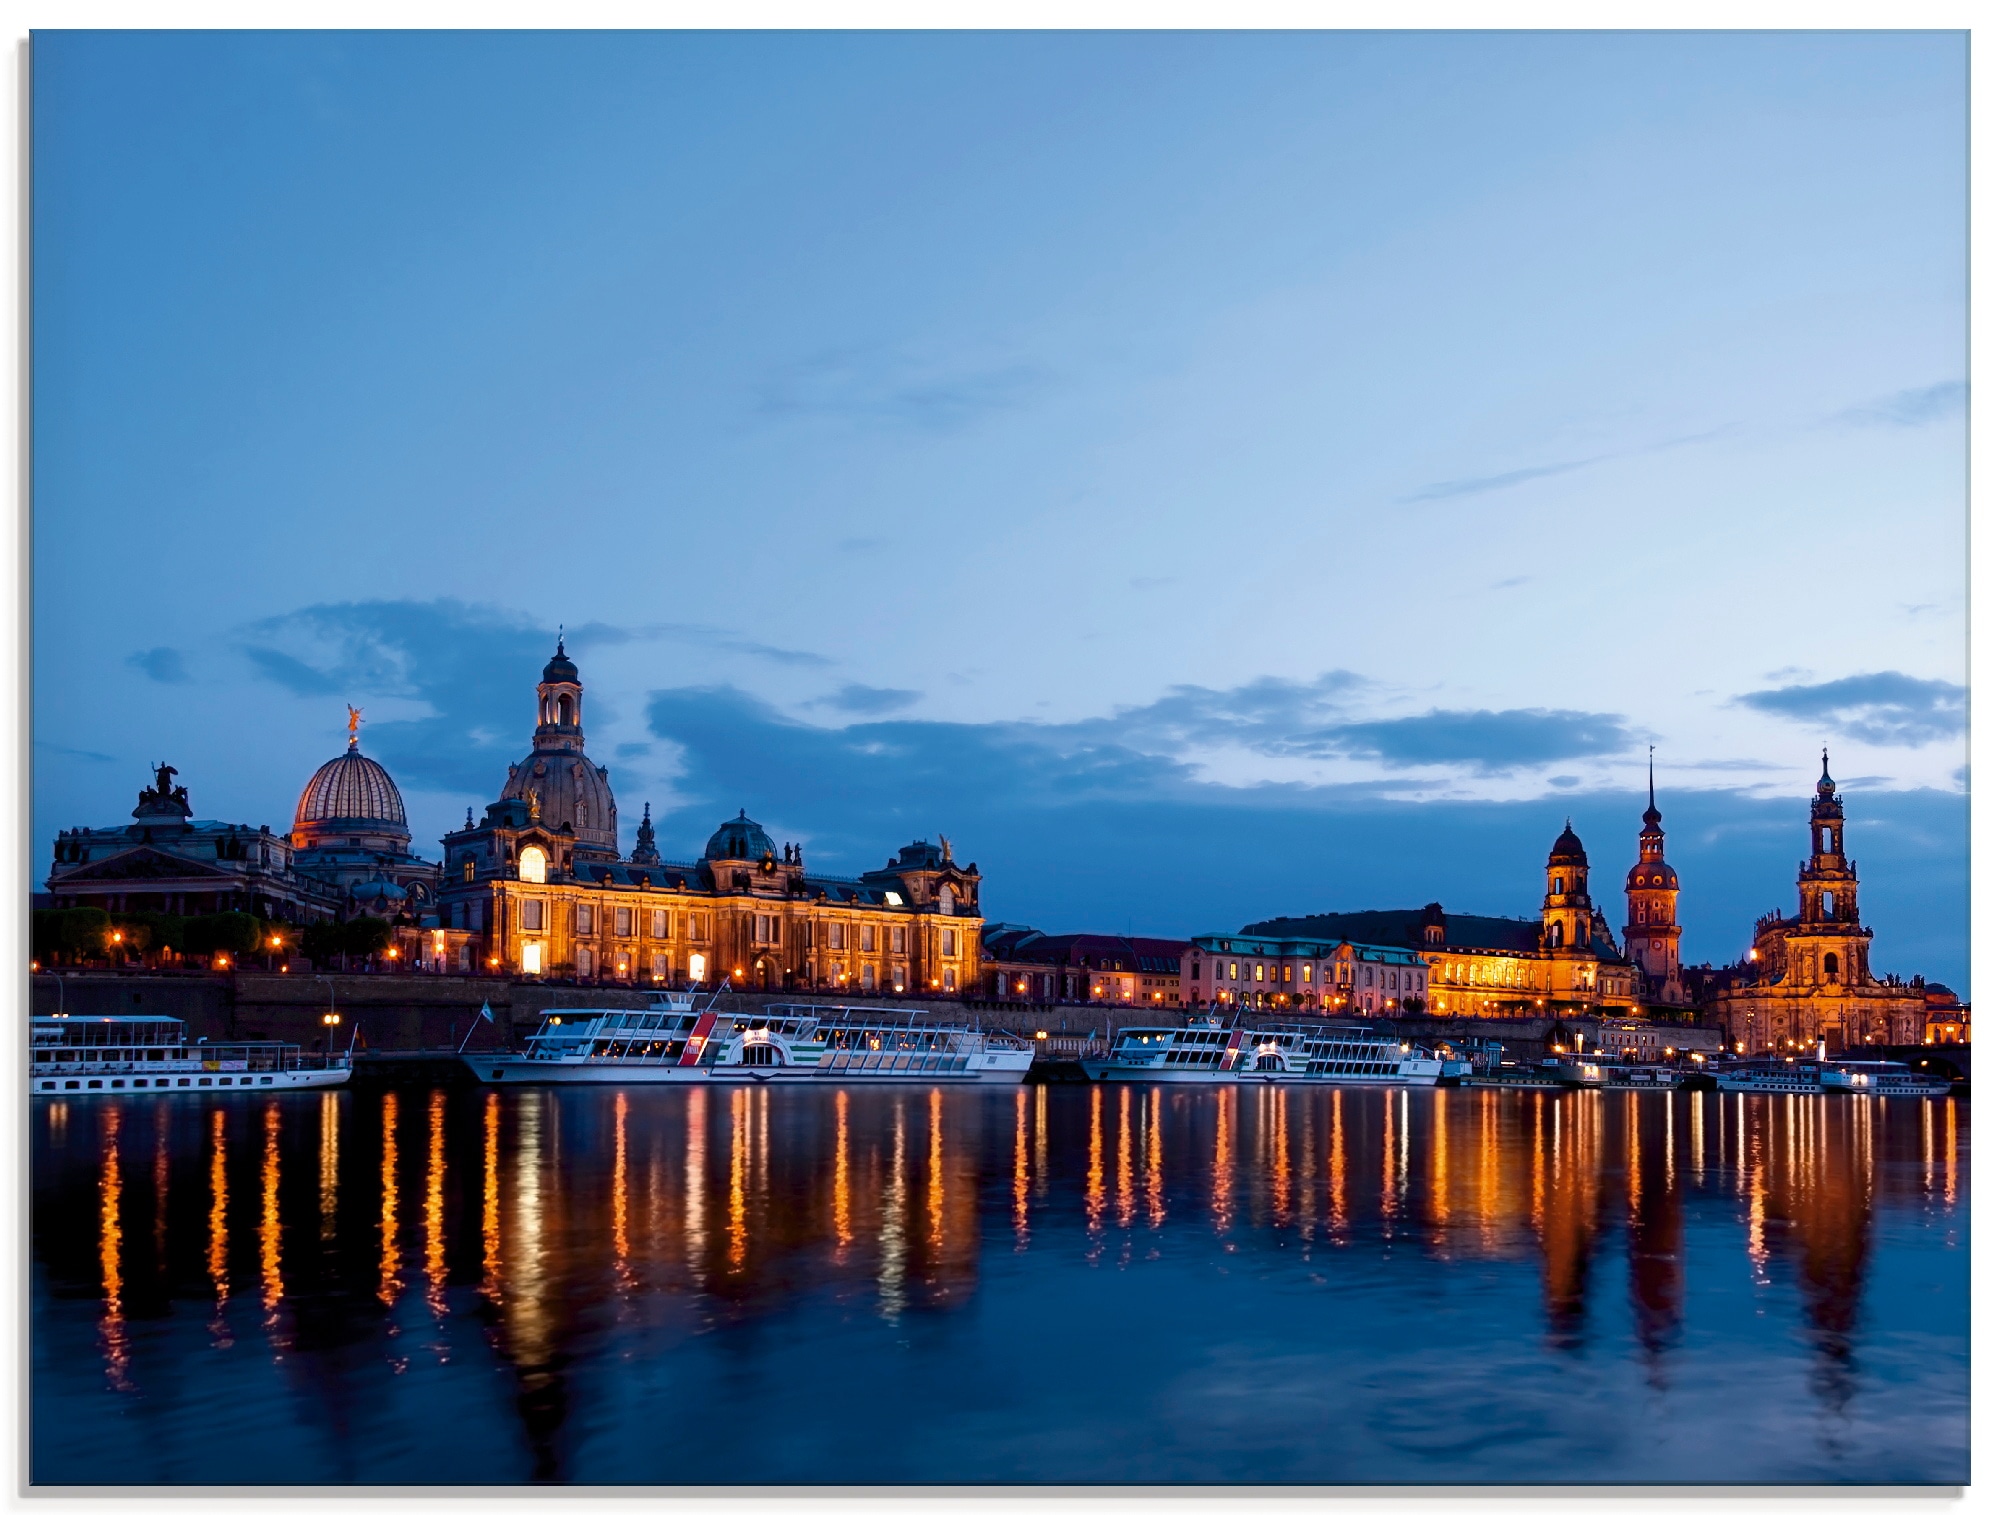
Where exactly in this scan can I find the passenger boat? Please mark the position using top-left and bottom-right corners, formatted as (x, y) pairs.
(1078, 1019), (1464, 1086)
(462, 992), (1034, 1085)
(1817, 1059), (1953, 1096)
(31, 1015), (353, 1097)
(1712, 1057), (1828, 1094)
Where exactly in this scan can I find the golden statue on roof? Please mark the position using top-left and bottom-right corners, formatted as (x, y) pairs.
(346, 704), (363, 745)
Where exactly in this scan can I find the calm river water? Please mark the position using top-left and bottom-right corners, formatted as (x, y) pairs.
(30, 1082), (1967, 1485)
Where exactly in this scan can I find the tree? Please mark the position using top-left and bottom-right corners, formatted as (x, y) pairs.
(184, 912), (262, 963)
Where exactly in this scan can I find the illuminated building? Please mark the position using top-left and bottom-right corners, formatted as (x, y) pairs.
(1246, 823), (1640, 1019)
(1621, 754), (1685, 1005)
(981, 928), (1190, 1006)
(287, 707), (442, 919)
(435, 640), (983, 990)
(1705, 754), (1952, 1052)
(1181, 933), (1427, 1014)
(45, 763), (340, 923)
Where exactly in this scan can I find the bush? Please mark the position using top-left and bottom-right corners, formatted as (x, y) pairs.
(183, 912), (262, 961)
(115, 911), (185, 956)
(32, 907), (110, 964)
(302, 916), (396, 967)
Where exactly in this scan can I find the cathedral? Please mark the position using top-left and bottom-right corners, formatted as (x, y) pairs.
(1704, 754), (1938, 1052)
(428, 639), (985, 993)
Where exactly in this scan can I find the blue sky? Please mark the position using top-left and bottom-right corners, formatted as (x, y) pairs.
(32, 32), (1968, 985)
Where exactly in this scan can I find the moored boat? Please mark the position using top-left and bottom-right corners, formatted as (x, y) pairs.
(31, 1014), (353, 1096)
(1712, 1056), (1827, 1094)
(1079, 1018), (1461, 1086)
(463, 992), (1033, 1085)
(1818, 1059), (1953, 1097)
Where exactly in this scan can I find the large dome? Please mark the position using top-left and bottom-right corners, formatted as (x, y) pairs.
(500, 749), (619, 860)
(293, 745), (410, 849)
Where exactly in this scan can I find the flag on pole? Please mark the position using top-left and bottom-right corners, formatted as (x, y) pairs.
(480, 1002), (494, 1023)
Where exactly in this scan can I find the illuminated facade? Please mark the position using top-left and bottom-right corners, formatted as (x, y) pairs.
(1706, 754), (1942, 1052)
(1181, 933), (1427, 1013)
(432, 641), (983, 992)
(1247, 824), (1639, 1019)
(288, 709), (442, 918)
(1621, 757), (1685, 1005)
(982, 929), (1191, 1006)
(46, 763), (340, 923)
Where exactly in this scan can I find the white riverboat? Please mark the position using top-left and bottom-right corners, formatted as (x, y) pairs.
(31, 1015), (352, 1097)
(1818, 1059), (1954, 1097)
(1713, 1056), (1829, 1094)
(463, 993), (1035, 1085)
(1079, 1019), (1465, 1086)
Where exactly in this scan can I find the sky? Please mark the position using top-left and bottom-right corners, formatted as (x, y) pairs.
(31, 31), (1969, 986)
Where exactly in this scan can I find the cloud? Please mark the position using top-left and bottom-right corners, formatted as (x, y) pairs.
(126, 646), (190, 684)
(756, 348), (1050, 433)
(239, 599), (552, 792)
(1399, 457), (1601, 504)
(1307, 708), (1637, 772)
(1831, 380), (1967, 429)
(599, 620), (833, 669)
(636, 682), (1968, 989)
(35, 739), (116, 764)
(1734, 672), (1967, 746)
(808, 684), (922, 716)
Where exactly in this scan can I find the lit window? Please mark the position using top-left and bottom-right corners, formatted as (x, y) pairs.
(522, 942), (542, 974)
(519, 846), (547, 884)
(689, 952), (707, 982)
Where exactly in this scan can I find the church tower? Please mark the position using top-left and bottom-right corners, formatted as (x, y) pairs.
(1623, 750), (1685, 1004)
(1542, 821), (1593, 951)
(535, 636), (585, 754)
(498, 636), (621, 864)
(1790, 749), (1871, 988)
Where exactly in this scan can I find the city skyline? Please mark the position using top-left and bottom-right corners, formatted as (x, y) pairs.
(31, 31), (1968, 984)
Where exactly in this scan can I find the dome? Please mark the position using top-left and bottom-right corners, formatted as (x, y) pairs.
(293, 746), (410, 848)
(705, 809), (778, 862)
(543, 637), (579, 685)
(1626, 860), (1678, 888)
(1548, 822), (1586, 861)
(500, 749), (619, 860)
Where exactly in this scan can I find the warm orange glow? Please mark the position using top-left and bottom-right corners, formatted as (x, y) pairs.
(215, 955), (229, 969)
(1035, 1029), (1048, 1040)
(280, 965), (289, 973)
(378, 1092), (401, 1307)
(98, 1104), (130, 1390)
(386, 948), (398, 959)
(111, 931), (123, 944)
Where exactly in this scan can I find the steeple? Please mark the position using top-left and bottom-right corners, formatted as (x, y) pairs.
(630, 801), (661, 865)
(1642, 746), (1661, 828)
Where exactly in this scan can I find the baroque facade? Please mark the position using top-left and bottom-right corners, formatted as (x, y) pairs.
(1248, 823), (1640, 1019)
(289, 708), (443, 918)
(1706, 755), (1938, 1052)
(46, 764), (341, 923)
(431, 640), (984, 993)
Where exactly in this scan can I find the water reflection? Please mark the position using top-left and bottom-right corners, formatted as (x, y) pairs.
(30, 1085), (1967, 1487)
(97, 1104), (128, 1390)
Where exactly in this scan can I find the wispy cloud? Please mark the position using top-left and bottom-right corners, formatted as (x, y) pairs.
(1831, 380), (1967, 430)
(575, 618), (833, 669)
(1734, 671), (1967, 746)
(757, 347), (1050, 433)
(808, 683), (922, 716)
(1400, 456), (1601, 504)
(1309, 708), (1637, 772)
(35, 739), (116, 764)
(127, 646), (190, 684)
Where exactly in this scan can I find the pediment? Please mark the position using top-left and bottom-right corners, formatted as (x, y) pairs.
(56, 846), (234, 883)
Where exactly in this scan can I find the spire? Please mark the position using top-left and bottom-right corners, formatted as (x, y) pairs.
(1817, 747), (1838, 798)
(1642, 745), (1662, 828)
(630, 800), (660, 864)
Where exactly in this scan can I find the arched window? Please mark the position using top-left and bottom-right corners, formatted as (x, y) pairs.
(518, 846), (547, 884)
(1822, 891), (1836, 919)
(1824, 952), (1840, 981)
(1549, 921), (1564, 948)
(557, 693), (574, 725)
(1553, 876), (1565, 895)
